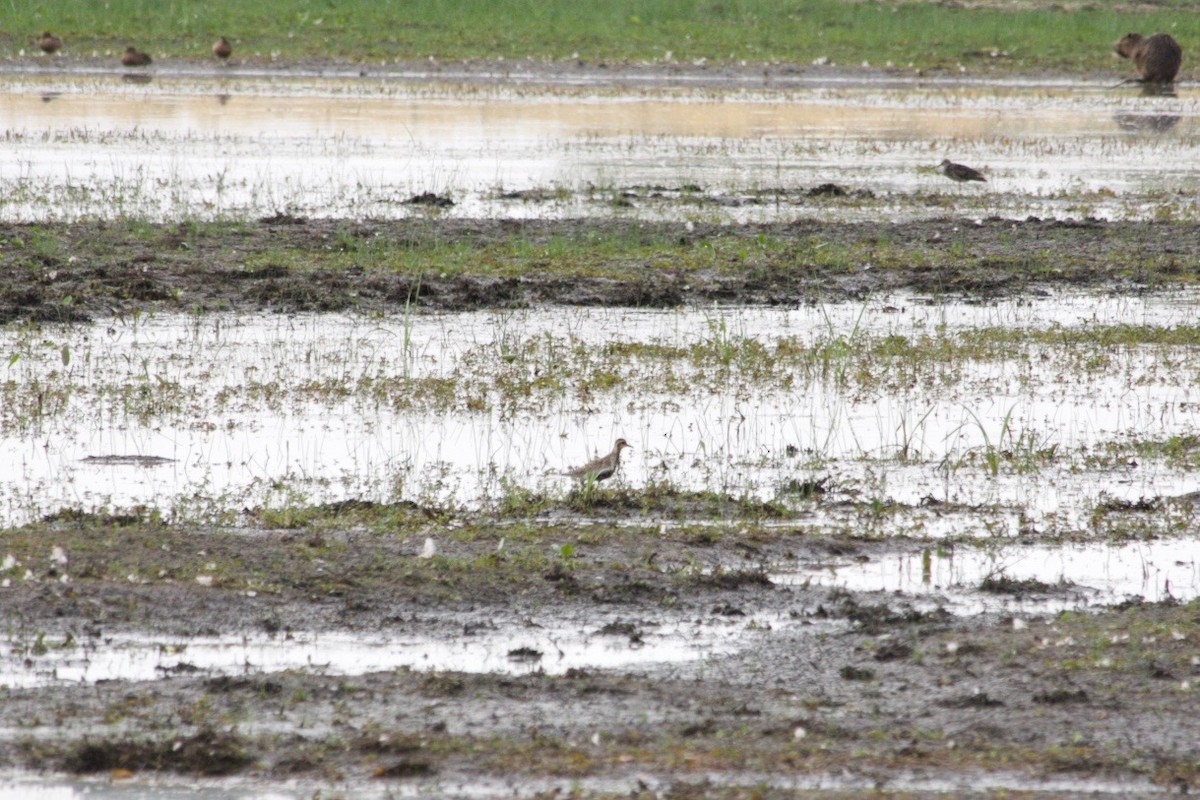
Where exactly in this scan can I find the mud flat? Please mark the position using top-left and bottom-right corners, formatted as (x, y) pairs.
(1, 512), (1199, 798)
(2, 216), (1199, 323)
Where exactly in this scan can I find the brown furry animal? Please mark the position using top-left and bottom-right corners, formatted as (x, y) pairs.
(1114, 32), (1182, 84)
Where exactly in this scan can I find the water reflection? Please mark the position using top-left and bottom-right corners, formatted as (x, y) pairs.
(776, 537), (1200, 613)
(1114, 112), (1180, 134)
(0, 292), (1199, 528)
(0, 618), (757, 688)
(0, 74), (1197, 221)
(1139, 82), (1177, 98)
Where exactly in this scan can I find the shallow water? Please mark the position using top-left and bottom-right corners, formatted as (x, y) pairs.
(0, 767), (1164, 800)
(1, 290), (1197, 530)
(775, 536), (1200, 614)
(2, 72), (1200, 221)
(0, 612), (777, 688)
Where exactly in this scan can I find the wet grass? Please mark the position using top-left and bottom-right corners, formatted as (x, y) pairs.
(5, 310), (1199, 437)
(0, 509), (797, 608)
(6, 0), (1200, 73)
(1088, 434), (1200, 470)
(1, 492), (1191, 608)
(1042, 598), (1200, 684)
(4, 217), (1199, 324)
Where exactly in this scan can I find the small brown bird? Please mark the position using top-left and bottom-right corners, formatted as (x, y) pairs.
(37, 31), (63, 55)
(939, 159), (987, 183)
(212, 36), (232, 60)
(121, 46), (152, 67)
(562, 438), (631, 484)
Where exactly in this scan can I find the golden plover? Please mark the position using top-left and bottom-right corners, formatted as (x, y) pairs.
(563, 438), (631, 484)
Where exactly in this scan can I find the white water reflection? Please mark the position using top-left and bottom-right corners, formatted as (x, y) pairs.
(0, 767), (1164, 800)
(777, 537), (1200, 614)
(0, 73), (1199, 221)
(0, 615), (765, 688)
(1, 290), (1199, 529)
(0, 776), (299, 800)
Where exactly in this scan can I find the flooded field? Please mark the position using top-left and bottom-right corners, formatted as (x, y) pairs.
(3, 67), (1200, 798)
(1, 71), (1199, 222)
(2, 292), (1198, 530)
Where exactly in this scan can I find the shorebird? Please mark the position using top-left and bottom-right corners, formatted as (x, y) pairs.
(938, 159), (987, 183)
(121, 46), (152, 67)
(37, 31), (62, 55)
(562, 438), (631, 484)
(212, 36), (232, 60)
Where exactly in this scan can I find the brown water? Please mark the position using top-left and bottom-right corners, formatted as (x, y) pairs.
(0, 72), (1197, 221)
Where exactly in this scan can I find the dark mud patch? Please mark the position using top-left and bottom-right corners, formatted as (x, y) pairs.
(0, 217), (1197, 320)
(979, 574), (1075, 595)
(3, 592), (1200, 791)
(534, 485), (789, 520)
(50, 729), (253, 776)
(402, 191), (455, 208)
(2, 510), (1200, 791)
(81, 454), (176, 466)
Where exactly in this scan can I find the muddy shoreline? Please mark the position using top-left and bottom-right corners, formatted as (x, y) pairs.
(1, 216), (1196, 324)
(1, 512), (1198, 794)
(0, 56), (1112, 89)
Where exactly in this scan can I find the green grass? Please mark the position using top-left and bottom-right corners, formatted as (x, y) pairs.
(8, 0), (1200, 71)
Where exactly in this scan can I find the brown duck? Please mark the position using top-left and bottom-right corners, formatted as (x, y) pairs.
(939, 159), (987, 183)
(1114, 32), (1182, 84)
(212, 36), (232, 60)
(562, 438), (631, 484)
(37, 31), (62, 54)
(121, 46), (152, 67)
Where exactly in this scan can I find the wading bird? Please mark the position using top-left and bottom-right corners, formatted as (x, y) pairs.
(939, 159), (987, 183)
(562, 438), (631, 484)
(213, 36), (232, 60)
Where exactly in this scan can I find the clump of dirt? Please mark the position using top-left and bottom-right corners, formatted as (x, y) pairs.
(56, 729), (253, 776)
(979, 574), (1073, 594)
(403, 192), (455, 208)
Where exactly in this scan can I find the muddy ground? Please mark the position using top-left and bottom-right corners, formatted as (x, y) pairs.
(1, 213), (1200, 797)
(0, 215), (1196, 324)
(1, 509), (1198, 796)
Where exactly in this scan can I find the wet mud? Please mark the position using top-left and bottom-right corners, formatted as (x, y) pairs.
(0, 507), (1198, 795)
(0, 215), (1197, 324)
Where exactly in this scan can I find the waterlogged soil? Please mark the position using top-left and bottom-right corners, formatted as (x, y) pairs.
(1, 508), (1200, 795)
(3, 216), (1200, 794)
(1, 215), (1198, 323)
